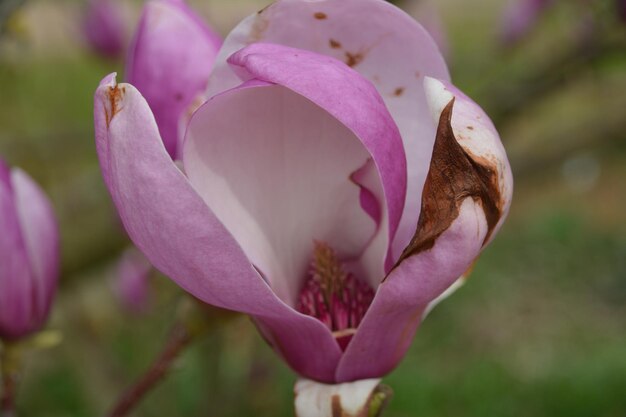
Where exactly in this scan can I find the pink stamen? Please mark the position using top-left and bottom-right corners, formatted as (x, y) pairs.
(296, 242), (375, 350)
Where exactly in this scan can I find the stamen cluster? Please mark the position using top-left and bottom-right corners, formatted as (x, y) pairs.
(297, 242), (375, 349)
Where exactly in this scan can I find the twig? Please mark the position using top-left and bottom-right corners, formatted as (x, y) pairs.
(0, 344), (19, 417)
(482, 33), (626, 126)
(106, 323), (194, 417)
(0, 372), (16, 417)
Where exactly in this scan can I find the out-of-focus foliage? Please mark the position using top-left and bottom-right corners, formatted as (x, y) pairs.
(0, 0), (625, 416)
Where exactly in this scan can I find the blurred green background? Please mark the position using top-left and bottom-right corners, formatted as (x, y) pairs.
(1, 0), (625, 416)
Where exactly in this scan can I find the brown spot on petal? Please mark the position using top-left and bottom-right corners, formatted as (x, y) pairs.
(467, 126), (474, 130)
(393, 87), (405, 97)
(395, 99), (503, 264)
(329, 38), (342, 49)
(314, 12), (327, 20)
(104, 84), (125, 128)
(345, 52), (364, 68)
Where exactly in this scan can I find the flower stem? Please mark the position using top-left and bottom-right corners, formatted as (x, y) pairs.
(106, 323), (193, 417)
(368, 384), (393, 417)
(0, 372), (16, 417)
(0, 343), (20, 417)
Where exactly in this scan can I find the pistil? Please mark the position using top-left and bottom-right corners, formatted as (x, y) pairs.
(296, 242), (375, 350)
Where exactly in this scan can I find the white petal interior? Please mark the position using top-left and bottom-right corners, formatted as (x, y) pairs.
(207, 0), (451, 262)
(184, 85), (380, 306)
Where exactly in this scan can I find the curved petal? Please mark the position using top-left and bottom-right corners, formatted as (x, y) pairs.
(0, 161), (35, 339)
(347, 158), (389, 287)
(94, 74), (342, 381)
(225, 43), (406, 273)
(206, 0), (451, 261)
(336, 84), (513, 381)
(126, 0), (222, 158)
(338, 199), (488, 381)
(11, 169), (59, 324)
(184, 82), (376, 306)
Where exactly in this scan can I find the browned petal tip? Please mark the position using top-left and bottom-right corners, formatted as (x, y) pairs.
(395, 99), (503, 265)
(104, 84), (125, 128)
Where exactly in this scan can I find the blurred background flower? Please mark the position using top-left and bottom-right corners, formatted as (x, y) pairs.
(112, 247), (153, 314)
(126, 0), (222, 159)
(0, 0), (625, 416)
(0, 159), (59, 342)
(83, 0), (126, 59)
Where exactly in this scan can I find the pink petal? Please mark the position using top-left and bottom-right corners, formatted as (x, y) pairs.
(347, 158), (389, 287)
(184, 81), (377, 306)
(0, 161), (34, 339)
(336, 79), (513, 381)
(94, 74), (342, 381)
(225, 43), (407, 273)
(11, 169), (60, 323)
(126, 0), (222, 159)
(206, 0), (451, 261)
(0, 161), (58, 340)
(338, 199), (488, 381)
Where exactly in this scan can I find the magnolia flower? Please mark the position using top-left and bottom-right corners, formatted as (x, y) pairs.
(113, 247), (153, 314)
(94, 0), (512, 408)
(500, 0), (555, 44)
(126, 0), (222, 159)
(0, 159), (59, 341)
(83, 0), (126, 58)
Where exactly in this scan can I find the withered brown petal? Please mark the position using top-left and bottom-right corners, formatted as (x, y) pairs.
(395, 98), (502, 265)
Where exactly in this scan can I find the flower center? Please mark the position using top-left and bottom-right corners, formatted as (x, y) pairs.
(296, 241), (375, 350)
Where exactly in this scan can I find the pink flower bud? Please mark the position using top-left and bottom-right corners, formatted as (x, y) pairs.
(83, 0), (126, 58)
(500, 0), (553, 45)
(126, 0), (222, 159)
(0, 159), (59, 341)
(113, 247), (153, 314)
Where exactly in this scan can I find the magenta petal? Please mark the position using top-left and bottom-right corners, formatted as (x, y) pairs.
(94, 74), (342, 381)
(126, 0), (222, 159)
(227, 43), (406, 269)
